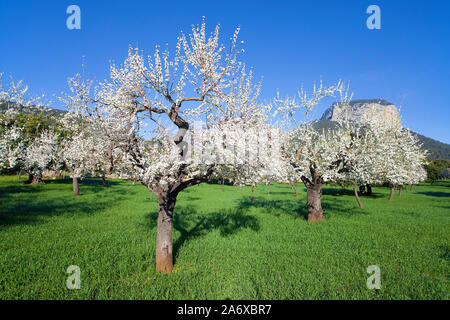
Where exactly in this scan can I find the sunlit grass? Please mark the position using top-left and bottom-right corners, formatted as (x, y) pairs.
(0, 175), (448, 299)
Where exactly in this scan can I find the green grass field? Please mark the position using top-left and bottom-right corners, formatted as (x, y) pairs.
(0, 175), (448, 299)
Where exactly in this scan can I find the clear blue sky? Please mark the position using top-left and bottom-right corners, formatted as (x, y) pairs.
(0, 0), (449, 143)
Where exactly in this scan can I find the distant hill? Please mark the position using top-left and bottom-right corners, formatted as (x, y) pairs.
(315, 99), (450, 160)
(0, 101), (67, 117)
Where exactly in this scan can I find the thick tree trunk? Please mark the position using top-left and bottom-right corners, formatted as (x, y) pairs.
(398, 186), (402, 197)
(409, 184), (413, 192)
(359, 184), (372, 196)
(156, 195), (175, 273)
(305, 181), (323, 222)
(353, 181), (363, 208)
(388, 186), (395, 201)
(73, 176), (80, 196)
(359, 185), (366, 195)
(26, 172), (43, 185)
(290, 181), (298, 198)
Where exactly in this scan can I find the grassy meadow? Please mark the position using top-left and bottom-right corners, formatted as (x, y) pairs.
(0, 175), (448, 299)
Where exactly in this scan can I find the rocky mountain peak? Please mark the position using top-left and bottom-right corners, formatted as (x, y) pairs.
(320, 99), (400, 124)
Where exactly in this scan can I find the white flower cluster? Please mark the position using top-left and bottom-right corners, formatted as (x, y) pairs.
(276, 81), (427, 188)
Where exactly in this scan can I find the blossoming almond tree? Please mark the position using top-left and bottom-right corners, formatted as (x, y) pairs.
(57, 131), (98, 196)
(378, 121), (428, 200)
(276, 81), (353, 222)
(343, 110), (427, 202)
(0, 123), (23, 173)
(22, 129), (58, 184)
(65, 19), (276, 273)
(0, 75), (53, 183)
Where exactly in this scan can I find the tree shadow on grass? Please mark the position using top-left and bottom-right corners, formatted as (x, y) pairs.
(429, 180), (450, 188)
(236, 195), (368, 220)
(0, 180), (130, 228)
(321, 200), (369, 218)
(0, 178), (123, 199)
(322, 187), (385, 199)
(416, 191), (450, 198)
(44, 178), (122, 194)
(144, 205), (260, 263)
(0, 184), (39, 197)
(0, 196), (127, 228)
(438, 246), (450, 262)
(236, 196), (309, 220)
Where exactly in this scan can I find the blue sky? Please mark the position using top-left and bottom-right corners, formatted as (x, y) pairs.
(0, 0), (449, 143)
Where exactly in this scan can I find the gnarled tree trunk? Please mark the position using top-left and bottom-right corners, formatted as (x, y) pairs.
(26, 172), (43, 185)
(73, 176), (80, 196)
(353, 181), (363, 208)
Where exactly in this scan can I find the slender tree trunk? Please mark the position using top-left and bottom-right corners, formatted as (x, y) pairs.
(26, 172), (43, 185)
(251, 185), (254, 202)
(353, 181), (363, 208)
(388, 186), (395, 201)
(155, 194), (175, 273)
(405, 185), (408, 194)
(410, 184), (413, 191)
(73, 176), (80, 196)
(222, 178), (224, 192)
(290, 181), (298, 198)
(398, 186), (402, 197)
(102, 175), (108, 187)
(305, 180), (323, 222)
